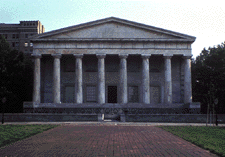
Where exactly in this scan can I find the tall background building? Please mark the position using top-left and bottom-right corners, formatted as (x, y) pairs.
(0, 21), (45, 53)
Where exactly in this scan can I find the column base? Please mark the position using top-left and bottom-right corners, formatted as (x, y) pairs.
(98, 114), (104, 121)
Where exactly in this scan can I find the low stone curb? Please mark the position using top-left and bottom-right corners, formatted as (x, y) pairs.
(1, 122), (225, 127)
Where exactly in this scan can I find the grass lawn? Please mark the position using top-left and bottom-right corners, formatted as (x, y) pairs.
(0, 124), (59, 148)
(159, 126), (225, 157)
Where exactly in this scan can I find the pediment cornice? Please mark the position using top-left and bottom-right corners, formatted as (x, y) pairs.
(32, 38), (194, 43)
(32, 17), (196, 43)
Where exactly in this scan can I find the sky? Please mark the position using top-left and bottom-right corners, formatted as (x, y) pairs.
(1, 0), (225, 58)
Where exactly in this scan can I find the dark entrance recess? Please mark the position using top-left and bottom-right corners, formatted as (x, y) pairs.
(108, 86), (117, 103)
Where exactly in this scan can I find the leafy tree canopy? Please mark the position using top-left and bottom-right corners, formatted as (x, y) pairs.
(0, 35), (33, 113)
(192, 42), (225, 113)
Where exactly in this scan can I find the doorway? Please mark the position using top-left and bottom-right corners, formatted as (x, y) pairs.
(108, 86), (117, 103)
(150, 86), (160, 104)
(64, 86), (74, 103)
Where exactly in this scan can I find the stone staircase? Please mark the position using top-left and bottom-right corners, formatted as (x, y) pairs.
(22, 102), (201, 122)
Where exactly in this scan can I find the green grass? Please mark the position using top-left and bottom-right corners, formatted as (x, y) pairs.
(0, 124), (59, 148)
(159, 126), (225, 157)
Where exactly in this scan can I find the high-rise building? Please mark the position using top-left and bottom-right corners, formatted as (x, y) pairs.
(0, 21), (45, 53)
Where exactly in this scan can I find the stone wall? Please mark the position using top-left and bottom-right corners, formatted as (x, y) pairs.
(1, 113), (225, 123)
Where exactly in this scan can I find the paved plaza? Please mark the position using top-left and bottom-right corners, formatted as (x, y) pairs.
(0, 123), (218, 156)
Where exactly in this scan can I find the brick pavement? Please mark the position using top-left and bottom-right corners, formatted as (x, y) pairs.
(0, 124), (218, 156)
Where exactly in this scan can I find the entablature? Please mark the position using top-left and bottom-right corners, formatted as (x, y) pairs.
(33, 48), (192, 56)
(33, 41), (191, 50)
(31, 38), (194, 42)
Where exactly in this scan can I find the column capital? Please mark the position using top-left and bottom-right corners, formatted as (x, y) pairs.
(96, 54), (106, 59)
(182, 55), (192, 59)
(31, 54), (42, 58)
(74, 54), (83, 58)
(51, 53), (62, 58)
(141, 54), (151, 59)
(119, 54), (129, 59)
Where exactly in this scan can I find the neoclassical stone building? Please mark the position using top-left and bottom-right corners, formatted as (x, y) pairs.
(26, 17), (198, 116)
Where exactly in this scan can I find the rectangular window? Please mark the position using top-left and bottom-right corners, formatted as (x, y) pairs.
(30, 43), (33, 47)
(25, 34), (28, 38)
(128, 86), (139, 103)
(16, 34), (19, 39)
(4, 34), (7, 39)
(16, 42), (19, 47)
(86, 85), (97, 102)
(24, 42), (28, 47)
(12, 42), (15, 47)
(12, 34), (15, 39)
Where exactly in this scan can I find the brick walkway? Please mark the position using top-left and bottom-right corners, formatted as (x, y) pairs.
(0, 124), (217, 156)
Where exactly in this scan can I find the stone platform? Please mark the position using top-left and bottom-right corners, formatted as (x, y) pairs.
(20, 102), (202, 122)
(23, 102), (200, 113)
(1, 113), (225, 124)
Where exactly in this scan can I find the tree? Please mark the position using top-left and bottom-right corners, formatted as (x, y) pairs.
(192, 42), (225, 114)
(0, 35), (33, 113)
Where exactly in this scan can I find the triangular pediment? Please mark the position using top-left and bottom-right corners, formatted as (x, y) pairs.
(33, 17), (195, 42)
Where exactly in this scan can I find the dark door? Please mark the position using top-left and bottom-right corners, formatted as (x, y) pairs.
(108, 86), (117, 103)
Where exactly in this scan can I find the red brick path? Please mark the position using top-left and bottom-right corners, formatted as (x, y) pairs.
(0, 125), (217, 156)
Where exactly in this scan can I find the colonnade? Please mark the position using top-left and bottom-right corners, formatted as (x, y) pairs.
(32, 53), (192, 104)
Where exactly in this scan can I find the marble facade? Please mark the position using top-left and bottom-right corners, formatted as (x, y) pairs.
(29, 17), (196, 111)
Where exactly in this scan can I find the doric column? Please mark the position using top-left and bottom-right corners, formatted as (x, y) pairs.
(96, 54), (106, 104)
(164, 55), (172, 104)
(32, 54), (42, 103)
(119, 54), (129, 103)
(141, 54), (151, 104)
(74, 54), (83, 104)
(183, 55), (192, 104)
(52, 54), (62, 103)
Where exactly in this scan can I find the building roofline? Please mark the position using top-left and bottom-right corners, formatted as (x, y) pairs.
(33, 17), (196, 42)
(31, 38), (195, 43)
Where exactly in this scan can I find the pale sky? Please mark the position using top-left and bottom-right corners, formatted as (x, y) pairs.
(1, 0), (225, 58)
